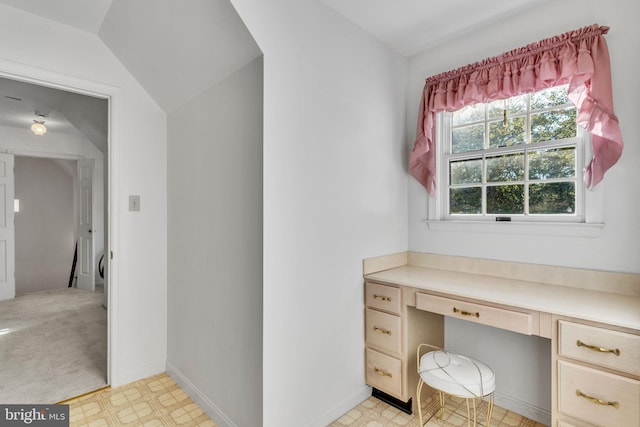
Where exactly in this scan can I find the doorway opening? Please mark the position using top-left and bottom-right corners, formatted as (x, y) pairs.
(0, 74), (110, 403)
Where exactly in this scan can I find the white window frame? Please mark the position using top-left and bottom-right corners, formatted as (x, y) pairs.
(425, 93), (604, 237)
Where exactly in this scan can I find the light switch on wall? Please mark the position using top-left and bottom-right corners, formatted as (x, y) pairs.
(129, 195), (140, 212)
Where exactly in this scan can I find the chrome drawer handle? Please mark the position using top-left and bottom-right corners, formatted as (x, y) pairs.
(374, 367), (392, 378)
(576, 340), (620, 356)
(576, 389), (619, 409)
(373, 327), (391, 336)
(373, 294), (391, 302)
(453, 307), (480, 318)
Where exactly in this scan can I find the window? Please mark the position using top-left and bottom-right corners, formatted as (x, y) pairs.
(434, 85), (591, 223)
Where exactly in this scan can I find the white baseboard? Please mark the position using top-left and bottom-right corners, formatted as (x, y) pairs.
(494, 392), (551, 426)
(306, 386), (372, 427)
(111, 360), (166, 387)
(166, 363), (237, 427)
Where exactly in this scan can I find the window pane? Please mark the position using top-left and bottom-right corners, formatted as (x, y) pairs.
(489, 117), (525, 148)
(487, 184), (524, 214)
(450, 187), (482, 214)
(487, 153), (524, 182)
(529, 147), (576, 180)
(450, 159), (482, 184)
(531, 108), (577, 142)
(452, 104), (484, 125)
(531, 85), (570, 110)
(529, 182), (575, 214)
(488, 95), (526, 119)
(452, 124), (484, 153)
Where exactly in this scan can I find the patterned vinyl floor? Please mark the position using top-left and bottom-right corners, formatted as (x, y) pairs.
(63, 374), (546, 426)
(330, 393), (547, 427)
(63, 373), (215, 426)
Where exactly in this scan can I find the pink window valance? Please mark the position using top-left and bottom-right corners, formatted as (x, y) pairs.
(409, 24), (623, 196)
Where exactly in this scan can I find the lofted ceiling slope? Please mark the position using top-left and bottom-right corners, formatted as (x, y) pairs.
(0, 0), (262, 142)
(0, 0), (550, 140)
(98, 0), (262, 113)
(0, 0), (262, 114)
(320, 0), (548, 56)
(0, 0), (113, 34)
(0, 76), (108, 153)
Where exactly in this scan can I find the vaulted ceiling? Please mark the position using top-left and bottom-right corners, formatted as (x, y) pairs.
(0, 0), (113, 33)
(0, 77), (108, 152)
(0, 0), (546, 147)
(320, 0), (547, 56)
(0, 0), (261, 151)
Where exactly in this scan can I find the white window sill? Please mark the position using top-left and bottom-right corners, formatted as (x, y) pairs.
(424, 220), (604, 238)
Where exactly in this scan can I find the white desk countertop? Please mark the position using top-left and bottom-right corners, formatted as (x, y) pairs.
(365, 265), (640, 331)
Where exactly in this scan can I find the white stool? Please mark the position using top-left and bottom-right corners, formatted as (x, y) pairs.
(416, 344), (495, 427)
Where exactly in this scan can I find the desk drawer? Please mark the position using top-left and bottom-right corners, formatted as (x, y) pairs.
(366, 282), (401, 314)
(415, 293), (533, 335)
(558, 360), (640, 427)
(559, 320), (640, 376)
(365, 348), (402, 398)
(365, 308), (401, 355)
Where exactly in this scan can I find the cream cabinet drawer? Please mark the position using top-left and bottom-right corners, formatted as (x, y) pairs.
(365, 308), (401, 355)
(365, 282), (401, 315)
(415, 293), (533, 335)
(558, 360), (640, 427)
(365, 348), (402, 398)
(559, 320), (640, 376)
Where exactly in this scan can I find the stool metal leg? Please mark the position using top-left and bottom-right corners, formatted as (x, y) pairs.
(472, 397), (477, 427)
(486, 393), (494, 426)
(417, 379), (425, 427)
(417, 379), (451, 427)
(438, 391), (445, 419)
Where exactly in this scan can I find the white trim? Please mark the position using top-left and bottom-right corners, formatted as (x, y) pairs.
(427, 113), (446, 221)
(167, 363), (239, 427)
(581, 132), (605, 224)
(494, 391), (551, 426)
(306, 386), (373, 427)
(425, 220), (603, 237)
(0, 60), (114, 100)
(427, 93), (605, 233)
(112, 360), (166, 388)
(3, 149), (84, 160)
(0, 59), (121, 387)
(106, 86), (120, 389)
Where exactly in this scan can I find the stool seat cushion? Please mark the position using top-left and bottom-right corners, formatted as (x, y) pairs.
(419, 350), (495, 398)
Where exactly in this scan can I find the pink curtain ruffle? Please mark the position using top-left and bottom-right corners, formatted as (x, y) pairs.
(409, 24), (623, 196)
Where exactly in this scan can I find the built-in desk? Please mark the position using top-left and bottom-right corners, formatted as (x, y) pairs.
(363, 253), (640, 427)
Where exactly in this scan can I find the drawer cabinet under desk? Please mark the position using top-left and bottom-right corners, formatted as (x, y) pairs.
(364, 281), (443, 413)
(553, 317), (640, 427)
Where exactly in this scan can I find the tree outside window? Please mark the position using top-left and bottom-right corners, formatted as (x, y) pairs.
(445, 85), (581, 219)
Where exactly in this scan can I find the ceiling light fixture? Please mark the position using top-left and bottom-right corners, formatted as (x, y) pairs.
(31, 113), (47, 136)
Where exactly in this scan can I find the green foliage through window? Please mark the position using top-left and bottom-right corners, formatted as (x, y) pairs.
(446, 85), (580, 218)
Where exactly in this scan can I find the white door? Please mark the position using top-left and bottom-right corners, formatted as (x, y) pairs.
(76, 159), (94, 291)
(0, 154), (15, 301)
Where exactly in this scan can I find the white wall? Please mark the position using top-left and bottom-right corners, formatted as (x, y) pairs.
(0, 5), (167, 386)
(15, 157), (75, 294)
(167, 57), (263, 427)
(406, 0), (640, 421)
(407, 0), (640, 273)
(230, 1), (408, 426)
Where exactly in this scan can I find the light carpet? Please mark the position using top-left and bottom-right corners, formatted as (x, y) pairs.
(0, 288), (107, 404)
